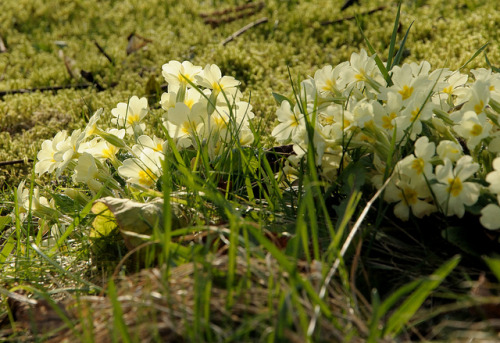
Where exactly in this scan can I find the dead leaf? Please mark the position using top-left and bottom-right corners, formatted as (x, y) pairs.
(92, 197), (190, 250)
(126, 33), (152, 55)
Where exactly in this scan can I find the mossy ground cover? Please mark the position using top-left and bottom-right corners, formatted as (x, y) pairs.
(1, 0), (500, 342)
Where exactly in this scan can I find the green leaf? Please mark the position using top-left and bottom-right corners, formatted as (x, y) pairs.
(272, 92), (293, 106)
(0, 216), (11, 232)
(51, 193), (81, 213)
(0, 235), (16, 265)
(483, 256), (500, 282)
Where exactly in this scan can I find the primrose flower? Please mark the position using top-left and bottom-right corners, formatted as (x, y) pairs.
(195, 64), (240, 99)
(384, 174), (436, 221)
(394, 89), (435, 141)
(432, 156), (480, 217)
(162, 60), (202, 92)
(35, 130), (68, 175)
(271, 101), (306, 144)
(111, 96), (148, 135)
(84, 108), (104, 139)
(436, 140), (463, 162)
(118, 151), (162, 189)
(480, 157), (500, 229)
(164, 101), (207, 148)
(16, 180), (53, 214)
(341, 49), (386, 92)
(382, 63), (432, 103)
(453, 111), (492, 150)
(314, 62), (349, 97)
(397, 136), (436, 180)
(86, 129), (125, 162)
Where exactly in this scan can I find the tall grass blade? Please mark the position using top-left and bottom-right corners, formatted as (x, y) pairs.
(355, 16), (391, 84)
(391, 21), (414, 69)
(383, 255), (460, 338)
(459, 42), (489, 71)
(386, 1), (402, 71)
(108, 279), (132, 343)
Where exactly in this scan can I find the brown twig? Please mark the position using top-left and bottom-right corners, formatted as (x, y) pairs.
(201, 1), (265, 28)
(320, 5), (387, 26)
(221, 17), (268, 46)
(0, 84), (91, 98)
(0, 159), (33, 167)
(93, 40), (115, 65)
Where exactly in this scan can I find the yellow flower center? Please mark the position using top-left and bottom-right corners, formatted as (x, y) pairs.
(411, 107), (421, 121)
(411, 158), (425, 175)
(443, 85), (453, 95)
(447, 177), (463, 197)
(126, 113), (140, 125)
(474, 100), (484, 114)
(382, 112), (397, 130)
(102, 146), (117, 159)
(155, 143), (163, 152)
(470, 123), (483, 136)
(398, 85), (414, 100)
(138, 168), (156, 187)
(355, 69), (366, 81)
(323, 79), (336, 92)
(184, 99), (194, 109)
(402, 187), (418, 206)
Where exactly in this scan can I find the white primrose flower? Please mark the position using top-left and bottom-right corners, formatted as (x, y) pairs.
(84, 108), (104, 139)
(271, 101), (306, 144)
(471, 68), (500, 103)
(451, 80), (490, 122)
(195, 64), (240, 99)
(394, 89), (435, 141)
(384, 174), (436, 221)
(432, 156), (480, 218)
(86, 129), (126, 162)
(118, 151), (163, 189)
(480, 157), (500, 230)
(111, 96), (148, 135)
(436, 140), (463, 162)
(381, 63), (432, 103)
(35, 130), (68, 175)
(453, 111), (492, 150)
(372, 91), (404, 132)
(16, 180), (54, 214)
(397, 136), (436, 180)
(54, 129), (86, 176)
(340, 49), (386, 92)
(162, 60), (202, 92)
(135, 135), (166, 154)
(164, 101), (207, 148)
(314, 62), (349, 97)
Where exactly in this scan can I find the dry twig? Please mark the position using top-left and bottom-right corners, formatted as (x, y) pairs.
(221, 17), (268, 46)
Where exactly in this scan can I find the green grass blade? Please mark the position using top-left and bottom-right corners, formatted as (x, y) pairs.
(0, 235), (16, 266)
(483, 256), (500, 282)
(391, 21), (413, 69)
(356, 16), (391, 84)
(459, 42), (489, 71)
(386, 1), (402, 71)
(485, 52), (500, 73)
(383, 255), (461, 338)
(108, 279), (132, 343)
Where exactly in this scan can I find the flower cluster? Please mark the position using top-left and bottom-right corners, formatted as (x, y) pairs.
(272, 49), (500, 228)
(31, 60), (254, 203)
